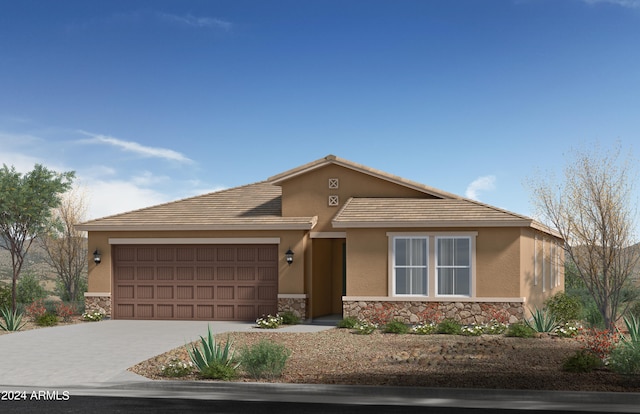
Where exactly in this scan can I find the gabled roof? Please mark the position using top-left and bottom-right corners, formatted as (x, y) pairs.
(332, 197), (542, 229)
(268, 154), (460, 199)
(76, 182), (317, 231)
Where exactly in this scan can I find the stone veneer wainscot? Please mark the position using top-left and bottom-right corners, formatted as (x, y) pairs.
(343, 299), (524, 325)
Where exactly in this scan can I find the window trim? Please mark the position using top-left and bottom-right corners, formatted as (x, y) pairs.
(391, 236), (429, 296)
(435, 236), (473, 297)
(387, 232), (477, 298)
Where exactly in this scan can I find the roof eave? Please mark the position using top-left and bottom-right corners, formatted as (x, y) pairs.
(76, 219), (318, 232)
(331, 220), (535, 229)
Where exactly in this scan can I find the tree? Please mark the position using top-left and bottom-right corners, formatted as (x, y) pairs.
(529, 143), (640, 330)
(0, 164), (74, 311)
(39, 186), (88, 302)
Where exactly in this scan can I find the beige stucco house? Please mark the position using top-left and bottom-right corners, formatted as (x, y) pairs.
(77, 155), (564, 324)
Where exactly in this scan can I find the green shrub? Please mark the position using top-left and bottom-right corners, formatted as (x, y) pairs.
(354, 320), (377, 335)
(562, 350), (602, 373)
(505, 322), (536, 338)
(16, 273), (47, 304)
(239, 340), (291, 379)
(622, 315), (640, 344)
(160, 358), (193, 378)
(82, 310), (105, 321)
(484, 322), (508, 335)
(0, 285), (11, 310)
(609, 343), (640, 375)
(461, 324), (485, 336)
(186, 326), (238, 377)
(628, 301), (640, 320)
(35, 312), (58, 327)
(437, 319), (462, 335)
(526, 308), (559, 333)
(544, 292), (582, 323)
(0, 307), (27, 331)
(256, 314), (283, 329)
(383, 319), (410, 334)
(280, 311), (301, 325)
(337, 317), (358, 329)
(200, 361), (238, 380)
(411, 323), (437, 335)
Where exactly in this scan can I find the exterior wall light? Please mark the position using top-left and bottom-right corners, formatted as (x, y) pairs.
(93, 249), (102, 265)
(285, 248), (294, 265)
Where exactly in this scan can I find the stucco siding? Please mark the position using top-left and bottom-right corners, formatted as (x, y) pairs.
(280, 164), (430, 233)
(345, 229), (389, 296)
(86, 229), (308, 296)
(475, 228), (521, 298)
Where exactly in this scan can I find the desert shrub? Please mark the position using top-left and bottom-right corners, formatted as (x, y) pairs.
(354, 320), (377, 335)
(256, 314), (283, 329)
(54, 302), (76, 322)
(383, 319), (409, 334)
(200, 362), (238, 380)
(628, 301), (640, 320)
(562, 350), (602, 373)
(36, 312), (58, 327)
(0, 285), (11, 309)
(545, 292), (583, 323)
(160, 358), (193, 378)
(484, 322), (508, 335)
(54, 277), (88, 302)
(411, 322), (437, 335)
(239, 340), (291, 380)
(280, 311), (301, 325)
(461, 324), (485, 336)
(337, 316), (358, 329)
(526, 308), (558, 333)
(25, 299), (47, 320)
(82, 310), (105, 321)
(186, 326), (237, 377)
(554, 321), (580, 338)
(609, 343), (640, 375)
(578, 328), (619, 361)
(437, 319), (462, 335)
(505, 322), (536, 338)
(0, 307), (27, 331)
(16, 273), (47, 304)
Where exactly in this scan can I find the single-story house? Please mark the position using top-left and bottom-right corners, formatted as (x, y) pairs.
(77, 155), (564, 324)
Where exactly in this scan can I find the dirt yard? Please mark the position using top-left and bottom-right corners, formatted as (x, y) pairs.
(129, 328), (640, 392)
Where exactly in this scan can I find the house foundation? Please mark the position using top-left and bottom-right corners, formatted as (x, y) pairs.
(342, 300), (524, 325)
(277, 295), (307, 320)
(84, 293), (112, 318)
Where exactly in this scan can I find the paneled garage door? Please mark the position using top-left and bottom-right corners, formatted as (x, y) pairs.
(112, 245), (278, 320)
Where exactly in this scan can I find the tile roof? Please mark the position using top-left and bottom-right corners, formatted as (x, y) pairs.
(268, 154), (461, 199)
(76, 182), (317, 231)
(332, 197), (555, 233)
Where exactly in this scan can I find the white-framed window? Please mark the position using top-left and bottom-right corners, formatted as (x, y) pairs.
(436, 236), (471, 296)
(392, 237), (428, 295)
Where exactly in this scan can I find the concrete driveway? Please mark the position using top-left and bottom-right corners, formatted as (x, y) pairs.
(0, 320), (331, 388)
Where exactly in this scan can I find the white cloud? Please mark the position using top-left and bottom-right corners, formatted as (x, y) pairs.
(581, 0), (640, 8)
(156, 12), (232, 30)
(84, 179), (172, 220)
(465, 175), (497, 201)
(77, 130), (193, 164)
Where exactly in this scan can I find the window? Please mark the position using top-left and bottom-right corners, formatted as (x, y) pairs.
(393, 237), (428, 295)
(436, 237), (471, 296)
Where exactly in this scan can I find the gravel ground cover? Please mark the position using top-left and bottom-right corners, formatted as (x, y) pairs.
(129, 328), (640, 392)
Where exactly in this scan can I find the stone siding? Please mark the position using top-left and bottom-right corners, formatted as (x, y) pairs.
(84, 295), (111, 318)
(343, 300), (524, 325)
(278, 297), (307, 320)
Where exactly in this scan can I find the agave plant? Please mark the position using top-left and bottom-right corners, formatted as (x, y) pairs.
(186, 325), (238, 372)
(0, 307), (27, 332)
(525, 308), (558, 333)
(621, 315), (640, 346)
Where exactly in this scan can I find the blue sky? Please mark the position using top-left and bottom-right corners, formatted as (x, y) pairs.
(1, 0), (639, 222)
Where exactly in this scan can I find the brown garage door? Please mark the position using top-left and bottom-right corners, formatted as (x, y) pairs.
(112, 244), (278, 320)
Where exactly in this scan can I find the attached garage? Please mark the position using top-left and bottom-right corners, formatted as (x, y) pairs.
(112, 244), (278, 321)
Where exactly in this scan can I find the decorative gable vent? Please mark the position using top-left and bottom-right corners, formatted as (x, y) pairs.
(328, 195), (339, 206)
(328, 178), (339, 189)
